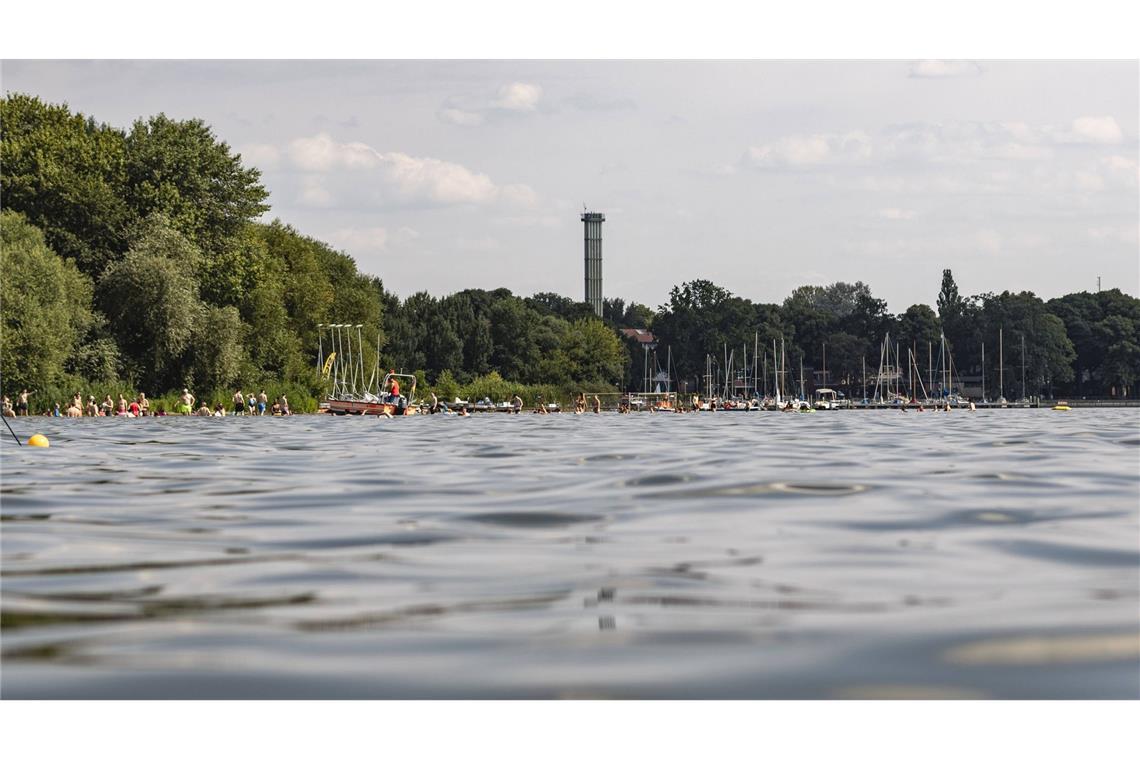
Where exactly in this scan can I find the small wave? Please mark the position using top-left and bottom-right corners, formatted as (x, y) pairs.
(462, 511), (602, 528)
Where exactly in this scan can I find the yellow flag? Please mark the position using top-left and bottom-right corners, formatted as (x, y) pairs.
(322, 352), (336, 378)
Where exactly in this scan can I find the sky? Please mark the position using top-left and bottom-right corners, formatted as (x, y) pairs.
(2, 59), (1137, 313)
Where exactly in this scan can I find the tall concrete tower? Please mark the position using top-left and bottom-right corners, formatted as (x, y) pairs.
(582, 211), (604, 317)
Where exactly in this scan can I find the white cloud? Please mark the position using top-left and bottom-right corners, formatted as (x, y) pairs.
(909, 60), (984, 78)
(298, 175), (334, 207)
(879, 208), (914, 220)
(331, 226), (389, 253)
(329, 226), (420, 257)
(382, 151), (497, 204)
(746, 131), (871, 168)
(285, 133), (535, 206)
(1069, 116), (1123, 144)
(239, 143), (281, 170)
(880, 121), (1058, 163)
(499, 183), (539, 208)
(438, 81), (544, 127)
(289, 133), (380, 171)
(438, 107), (484, 127)
(493, 82), (542, 111)
(1102, 154), (1139, 186)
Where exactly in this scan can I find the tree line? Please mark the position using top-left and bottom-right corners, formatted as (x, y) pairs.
(2, 93), (1137, 412)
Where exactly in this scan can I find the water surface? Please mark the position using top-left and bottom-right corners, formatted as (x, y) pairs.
(2, 409), (1138, 698)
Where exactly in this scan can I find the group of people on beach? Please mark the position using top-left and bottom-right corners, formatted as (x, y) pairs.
(2, 387), (294, 418)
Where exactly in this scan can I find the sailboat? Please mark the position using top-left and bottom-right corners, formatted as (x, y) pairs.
(317, 324), (418, 416)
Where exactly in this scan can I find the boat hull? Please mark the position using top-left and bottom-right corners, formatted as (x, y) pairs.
(326, 398), (417, 416)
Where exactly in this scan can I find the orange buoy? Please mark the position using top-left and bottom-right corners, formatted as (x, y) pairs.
(27, 434), (50, 447)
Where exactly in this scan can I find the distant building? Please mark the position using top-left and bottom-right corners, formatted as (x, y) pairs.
(582, 211), (604, 317)
(619, 328), (656, 346)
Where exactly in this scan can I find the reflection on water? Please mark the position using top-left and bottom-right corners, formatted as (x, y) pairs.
(1, 409), (1138, 698)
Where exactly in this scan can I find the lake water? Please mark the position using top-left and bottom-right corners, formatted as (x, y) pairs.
(2, 409), (1138, 699)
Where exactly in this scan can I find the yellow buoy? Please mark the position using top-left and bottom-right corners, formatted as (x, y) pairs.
(27, 433), (50, 447)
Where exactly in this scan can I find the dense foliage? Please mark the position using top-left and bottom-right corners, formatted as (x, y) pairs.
(2, 94), (1138, 411)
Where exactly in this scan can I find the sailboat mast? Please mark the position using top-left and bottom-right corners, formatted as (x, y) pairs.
(889, 339), (898, 398)
(763, 349), (768, 397)
(742, 342), (747, 398)
(747, 332), (756, 401)
(1026, 334), (1035, 401)
(999, 327), (1004, 400)
(781, 337), (786, 399)
(317, 325), (324, 376)
(357, 325), (365, 397)
(940, 333), (947, 399)
(981, 342), (986, 402)
(773, 339), (781, 404)
(928, 341), (933, 401)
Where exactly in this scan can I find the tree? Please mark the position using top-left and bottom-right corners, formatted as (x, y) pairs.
(562, 318), (626, 385)
(0, 211), (97, 393)
(257, 221), (336, 351)
(125, 114), (269, 251)
(937, 269), (962, 325)
(895, 304), (942, 354)
(190, 305), (246, 391)
(0, 93), (136, 277)
(489, 297), (540, 381)
(98, 216), (205, 390)
(1048, 289), (1140, 396)
(1094, 315), (1140, 396)
(980, 291), (1075, 397)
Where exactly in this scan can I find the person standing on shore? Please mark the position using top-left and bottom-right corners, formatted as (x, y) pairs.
(86, 396), (99, 417)
(101, 394), (114, 416)
(72, 392), (84, 415)
(179, 389), (195, 415)
(280, 395), (290, 415)
(512, 394), (523, 414)
(232, 389), (245, 416)
(257, 391), (268, 415)
(3, 396), (14, 417)
(137, 392), (150, 416)
(247, 393), (257, 416)
(17, 389), (32, 416)
(117, 394), (128, 414)
(592, 395), (601, 413)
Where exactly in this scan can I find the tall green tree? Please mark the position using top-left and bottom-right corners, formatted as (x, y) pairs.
(561, 318), (628, 386)
(0, 93), (136, 277)
(0, 211), (98, 392)
(98, 216), (205, 390)
(124, 114), (270, 252)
